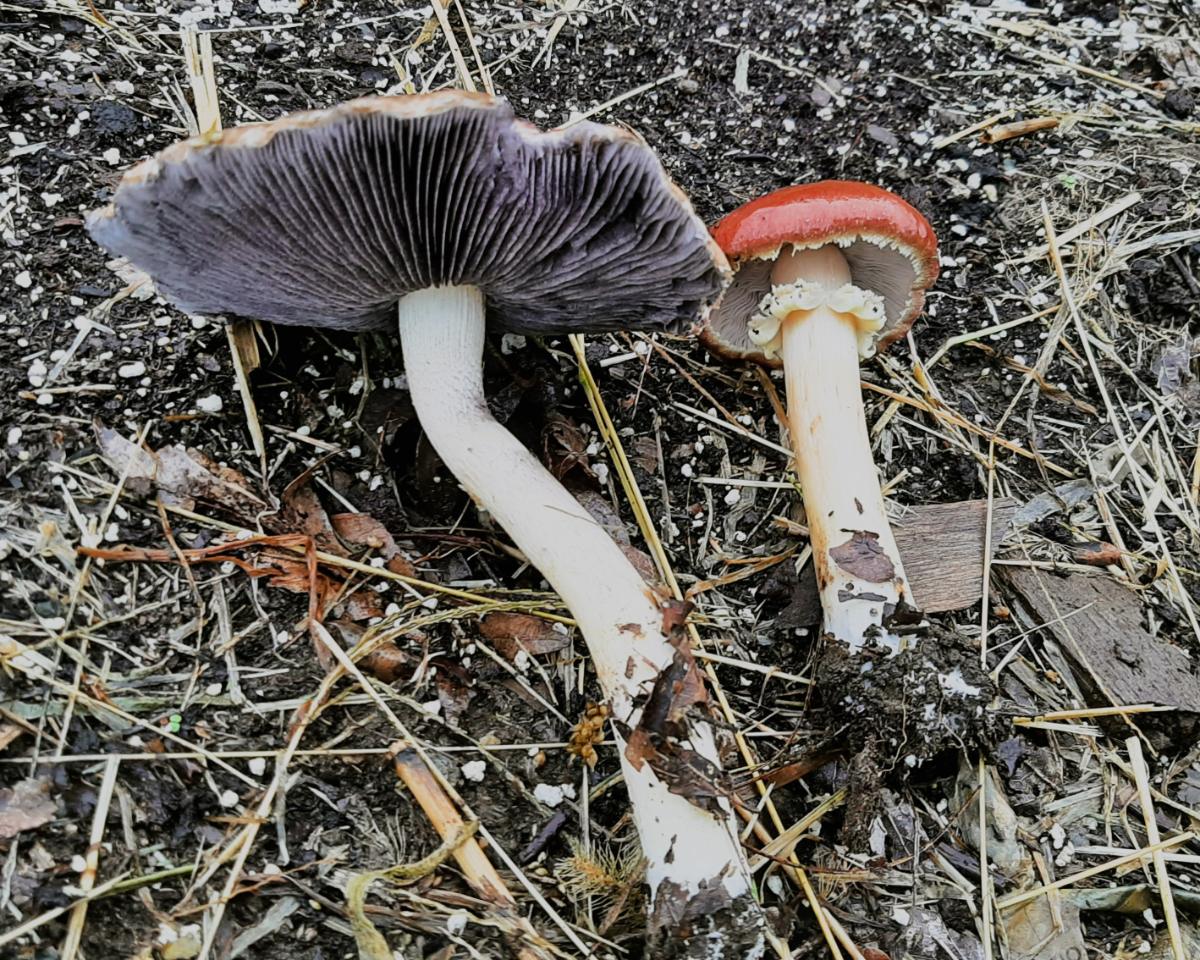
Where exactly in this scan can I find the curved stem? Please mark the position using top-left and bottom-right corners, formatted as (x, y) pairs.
(398, 286), (763, 956)
(775, 249), (911, 651)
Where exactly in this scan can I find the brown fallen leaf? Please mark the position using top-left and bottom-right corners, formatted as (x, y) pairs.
(95, 423), (266, 521)
(0, 777), (57, 839)
(621, 601), (730, 813)
(543, 413), (594, 480)
(332, 513), (416, 577)
(434, 661), (474, 723)
(278, 483), (347, 557)
(360, 642), (414, 683)
(479, 612), (570, 661)
(343, 589), (384, 622)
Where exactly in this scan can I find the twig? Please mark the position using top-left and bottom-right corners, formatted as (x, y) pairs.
(1127, 737), (1185, 960)
(59, 756), (121, 959)
(995, 833), (1195, 910)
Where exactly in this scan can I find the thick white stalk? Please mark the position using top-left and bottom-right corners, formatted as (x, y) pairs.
(398, 286), (762, 954)
(776, 249), (911, 651)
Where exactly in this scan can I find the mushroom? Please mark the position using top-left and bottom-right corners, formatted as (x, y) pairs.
(702, 181), (939, 651)
(88, 93), (764, 956)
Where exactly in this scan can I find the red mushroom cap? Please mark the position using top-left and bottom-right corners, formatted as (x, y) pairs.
(702, 181), (939, 366)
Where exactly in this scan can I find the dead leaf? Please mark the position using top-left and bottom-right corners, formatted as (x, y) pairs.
(344, 590), (384, 622)
(94, 425), (156, 495)
(829, 531), (896, 583)
(575, 488), (629, 543)
(543, 413), (593, 479)
(278, 484), (346, 557)
(0, 777), (57, 839)
(620, 602), (728, 813)
(155, 446), (266, 517)
(630, 436), (660, 475)
(360, 642), (414, 683)
(621, 544), (661, 586)
(479, 612), (570, 660)
(432, 658), (473, 723)
(95, 423), (266, 521)
(332, 513), (415, 577)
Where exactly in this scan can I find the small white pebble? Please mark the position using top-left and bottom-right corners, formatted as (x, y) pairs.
(71, 855), (87, 873)
(15, 271), (32, 289)
(723, 488), (740, 506)
(218, 789), (239, 808)
(533, 783), (567, 807)
(204, 682), (222, 697)
(461, 760), (487, 783)
(446, 912), (469, 936)
(248, 757), (268, 776)
(196, 394), (223, 413)
(102, 147), (121, 165)
(118, 361), (146, 379)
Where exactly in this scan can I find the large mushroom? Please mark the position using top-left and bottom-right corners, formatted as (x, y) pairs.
(89, 93), (764, 956)
(702, 181), (939, 652)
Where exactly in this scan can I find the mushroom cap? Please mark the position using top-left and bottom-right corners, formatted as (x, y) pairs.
(88, 92), (729, 336)
(701, 180), (939, 366)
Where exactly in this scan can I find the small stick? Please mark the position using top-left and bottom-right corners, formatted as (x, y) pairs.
(391, 742), (513, 906)
(1008, 191), (1142, 264)
(793, 869), (844, 960)
(995, 833), (1195, 910)
(429, 0), (477, 92)
(980, 117), (1059, 143)
(181, 28), (266, 465)
(224, 322), (267, 464)
(979, 759), (996, 960)
(391, 742), (549, 960)
(1127, 737), (1186, 960)
(60, 756), (121, 959)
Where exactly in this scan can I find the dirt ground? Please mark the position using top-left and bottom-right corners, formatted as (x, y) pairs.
(3, 0), (1200, 958)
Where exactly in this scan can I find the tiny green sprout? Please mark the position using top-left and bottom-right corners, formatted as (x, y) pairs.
(167, 713), (182, 734)
(1058, 173), (1079, 192)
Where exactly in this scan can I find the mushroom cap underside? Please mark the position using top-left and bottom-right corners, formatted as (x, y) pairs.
(89, 92), (729, 336)
(702, 181), (939, 366)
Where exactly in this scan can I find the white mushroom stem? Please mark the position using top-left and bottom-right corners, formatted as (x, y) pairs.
(773, 247), (912, 652)
(398, 285), (761, 952)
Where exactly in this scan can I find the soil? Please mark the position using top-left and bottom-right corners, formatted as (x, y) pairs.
(3, 1), (1200, 958)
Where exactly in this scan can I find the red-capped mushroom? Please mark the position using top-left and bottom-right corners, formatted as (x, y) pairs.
(703, 181), (939, 651)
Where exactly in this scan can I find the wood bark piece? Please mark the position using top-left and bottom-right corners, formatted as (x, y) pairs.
(897, 498), (1018, 613)
(1003, 567), (1200, 712)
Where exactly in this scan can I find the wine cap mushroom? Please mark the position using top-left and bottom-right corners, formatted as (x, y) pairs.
(702, 180), (938, 364)
(89, 93), (765, 956)
(701, 181), (939, 653)
(89, 91), (728, 336)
